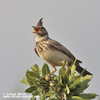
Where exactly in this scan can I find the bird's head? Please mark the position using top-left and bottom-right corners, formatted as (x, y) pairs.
(32, 18), (49, 42)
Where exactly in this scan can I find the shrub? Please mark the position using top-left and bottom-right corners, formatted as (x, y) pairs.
(21, 61), (98, 100)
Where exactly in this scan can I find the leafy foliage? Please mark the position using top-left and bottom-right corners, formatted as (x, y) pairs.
(21, 62), (98, 100)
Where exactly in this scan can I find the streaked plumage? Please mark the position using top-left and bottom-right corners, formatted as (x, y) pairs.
(32, 18), (92, 76)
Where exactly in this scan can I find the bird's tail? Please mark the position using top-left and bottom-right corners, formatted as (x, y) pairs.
(75, 60), (92, 77)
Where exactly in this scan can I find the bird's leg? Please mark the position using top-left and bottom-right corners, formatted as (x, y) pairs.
(65, 64), (69, 74)
(50, 65), (56, 73)
(61, 59), (69, 74)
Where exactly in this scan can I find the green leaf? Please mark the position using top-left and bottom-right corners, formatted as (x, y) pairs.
(21, 77), (29, 85)
(42, 63), (50, 76)
(71, 64), (76, 75)
(73, 72), (78, 77)
(69, 73), (79, 84)
(79, 93), (98, 99)
(46, 88), (54, 96)
(69, 76), (81, 89)
(25, 86), (37, 93)
(70, 59), (77, 75)
(39, 95), (46, 100)
(50, 93), (56, 99)
(79, 75), (92, 90)
(59, 62), (66, 75)
(46, 88), (58, 99)
(71, 87), (84, 95)
(50, 73), (58, 78)
(32, 90), (39, 96)
(26, 70), (38, 78)
(50, 99), (58, 100)
(71, 96), (85, 100)
(66, 84), (70, 94)
(64, 93), (67, 100)
(26, 74), (39, 86)
(56, 87), (61, 92)
(80, 75), (92, 83)
(59, 69), (62, 77)
(62, 62), (66, 70)
(31, 64), (40, 77)
(72, 83), (89, 95)
(31, 96), (36, 100)
(59, 62), (65, 77)
(59, 63), (69, 84)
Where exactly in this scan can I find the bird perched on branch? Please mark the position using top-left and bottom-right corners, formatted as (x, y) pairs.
(32, 18), (92, 76)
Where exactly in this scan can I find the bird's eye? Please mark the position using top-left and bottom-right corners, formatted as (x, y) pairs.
(41, 27), (44, 30)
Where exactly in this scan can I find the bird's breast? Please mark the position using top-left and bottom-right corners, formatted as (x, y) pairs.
(35, 44), (72, 66)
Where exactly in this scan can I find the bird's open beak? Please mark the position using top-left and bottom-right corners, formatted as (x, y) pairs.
(32, 26), (40, 33)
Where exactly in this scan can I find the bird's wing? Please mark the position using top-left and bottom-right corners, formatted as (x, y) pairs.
(48, 39), (75, 61)
(34, 47), (40, 57)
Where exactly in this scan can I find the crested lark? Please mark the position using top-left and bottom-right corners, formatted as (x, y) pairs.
(32, 18), (92, 76)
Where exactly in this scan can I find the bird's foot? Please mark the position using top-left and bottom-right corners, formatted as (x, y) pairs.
(51, 70), (56, 74)
(65, 69), (68, 74)
(65, 65), (68, 74)
(50, 65), (56, 74)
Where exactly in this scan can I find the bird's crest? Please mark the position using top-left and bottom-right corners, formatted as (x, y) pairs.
(36, 18), (43, 27)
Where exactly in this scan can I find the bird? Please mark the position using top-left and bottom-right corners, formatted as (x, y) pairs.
(32, 18), (92, 76)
